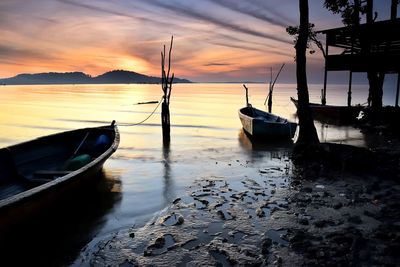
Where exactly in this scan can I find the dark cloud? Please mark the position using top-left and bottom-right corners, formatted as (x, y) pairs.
(212, 33), (287, 52)
(55, 0), (184, 30)
(0, 59), (31, 67)
(210, 41), (293, 58)
(145, 0), (292, 45)
(56, 0), (138, 19)
(211, 41), (266, 52)
(250, 0), (297, 24)
(32, 16), (59, 24)
(0, 45), (54, 61)
(207, 0), (293, 27)
(204, 62), (233, 66)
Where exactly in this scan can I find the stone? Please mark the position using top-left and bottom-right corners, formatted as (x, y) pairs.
(333, 202), (343, 209)
(172, 198), (181, 204)
(348, 216), (362, 224)
(256, 208), (265, 217)
(299, 218), (309, 225)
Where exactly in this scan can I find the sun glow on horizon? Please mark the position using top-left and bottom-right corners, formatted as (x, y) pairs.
(0, 0), (354, 82)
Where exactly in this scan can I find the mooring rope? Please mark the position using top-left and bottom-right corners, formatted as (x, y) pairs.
(118, 96), (163, 127)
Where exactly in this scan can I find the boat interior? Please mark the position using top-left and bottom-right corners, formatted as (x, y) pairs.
(0, 127), (115, 201)
(241, 107), (288, 123)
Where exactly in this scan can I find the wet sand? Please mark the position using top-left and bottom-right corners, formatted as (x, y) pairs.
(75, 137), (400, 266)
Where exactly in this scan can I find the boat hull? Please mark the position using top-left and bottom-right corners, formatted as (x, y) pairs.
(0, 123), (120, 232)
(290, 97), (363, 122)
(238, 107), (297, 139)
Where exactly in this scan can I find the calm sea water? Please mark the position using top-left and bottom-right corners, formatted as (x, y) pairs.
(0, 83), (395, 264)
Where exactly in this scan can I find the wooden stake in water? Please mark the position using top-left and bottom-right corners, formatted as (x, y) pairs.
(161, 36), (174, 144)
(264, 64), (285, 113)
(243, 84), (250, 107)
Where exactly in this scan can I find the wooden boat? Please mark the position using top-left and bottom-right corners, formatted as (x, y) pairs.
(290, 97), (364, 122)
(0, 121), (119, 220)
(238, 106), (297, 139)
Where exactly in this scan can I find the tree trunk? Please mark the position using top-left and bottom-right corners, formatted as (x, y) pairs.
(295, 0), (319, 144)
(160, 36), (174, 145)
(161, 101), (170, 144)
(391, 0), (398, 19)
(366, 0), (384, 110)
(352, 0), (361, 25)
(368, 72), (384, 109)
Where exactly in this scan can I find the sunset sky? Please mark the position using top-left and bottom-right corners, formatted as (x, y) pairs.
(0, 0), (396, 82)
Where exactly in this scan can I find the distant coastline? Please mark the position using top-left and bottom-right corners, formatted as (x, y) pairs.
(0, 70), (191, 85)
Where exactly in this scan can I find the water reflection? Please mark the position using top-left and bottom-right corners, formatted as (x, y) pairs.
(315, 122), (366, 146)
(162, 141), (175, 206)
(0, 171), (122, 266)
(238, 129), (293, 162)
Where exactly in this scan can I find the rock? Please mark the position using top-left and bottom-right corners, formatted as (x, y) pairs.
(129, 232), (135, 238)
(298, 218), (309, 225)
(348, 216), (362, 224)
(323, 191), (330, 197)
(256, 208), (265, 217)
(217, 210), (226, 220)
(270, 207), (279, 214)
(318, 250), (325, 258)
(363, 210), (379, 219)
(143, 250), (152, 256)
(198, 199), (209, 207)
(273, 256), (283, 266)
(333, 202), (343, 209)
(160, 213), (185, 226)
(290, 231), (307, 243)
(368, 180), (384, 193)
(119, 259), (138, 267)
(261, 238), (272, 255)
(278, 203), (289, 209)
(314, 220), (328, 228)
(172, 198), (181, 204)
(177, 215), (185, 225)
(152, 236), (166, 248)
(302, 187), (313, 193)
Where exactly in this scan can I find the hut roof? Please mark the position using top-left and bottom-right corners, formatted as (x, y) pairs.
(320, 19), (400, 72)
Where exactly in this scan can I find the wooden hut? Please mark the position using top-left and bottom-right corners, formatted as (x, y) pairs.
(320, 18), (400, 107)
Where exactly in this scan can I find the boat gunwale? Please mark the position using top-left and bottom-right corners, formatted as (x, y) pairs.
(238, 107), (296, 125)
(290, 97), (365, 109)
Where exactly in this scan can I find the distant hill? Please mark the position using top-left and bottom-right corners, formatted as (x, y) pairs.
(0, 70), (191, 85)
(93, 70), (160, 84)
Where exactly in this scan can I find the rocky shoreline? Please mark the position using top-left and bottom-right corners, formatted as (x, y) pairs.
(75, 136), (400, 266)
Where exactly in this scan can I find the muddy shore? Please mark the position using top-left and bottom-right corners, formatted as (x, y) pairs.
(75, 131), (400, 266)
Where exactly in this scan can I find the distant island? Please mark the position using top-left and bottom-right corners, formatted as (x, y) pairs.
(0, 70), (191, 85)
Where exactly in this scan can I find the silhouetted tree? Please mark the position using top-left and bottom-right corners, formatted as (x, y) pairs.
(289, 0), (319, 144)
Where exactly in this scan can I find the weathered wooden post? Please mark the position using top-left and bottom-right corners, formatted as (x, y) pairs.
(396, 73), (399, 107)
(347, 71), (353, 107)
(243, 84), (250, 107)
(264, 64), (285, 113)
(161, 36), (174, 144)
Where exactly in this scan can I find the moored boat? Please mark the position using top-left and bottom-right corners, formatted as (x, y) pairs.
(0, 121), (119, 226)
(238, 106), (297, 139)
(290, 97), (364, 122)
